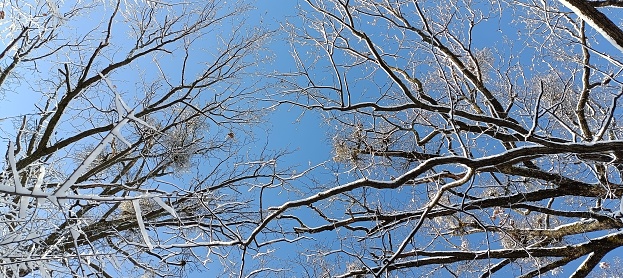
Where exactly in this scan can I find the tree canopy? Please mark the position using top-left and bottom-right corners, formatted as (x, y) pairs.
(2, 0), (623, 277)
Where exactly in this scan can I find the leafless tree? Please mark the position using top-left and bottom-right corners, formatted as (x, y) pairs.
(8, 0), (623, 277)
(256, 0), (623, 277)
(0, 0), (291, 277)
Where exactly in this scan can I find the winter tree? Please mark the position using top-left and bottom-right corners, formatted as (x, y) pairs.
(0, 0), (288, 277)
(257, 0), (623, 277)
(6, 0), (623, 277)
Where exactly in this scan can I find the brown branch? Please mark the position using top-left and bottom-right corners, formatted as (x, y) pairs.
(559, 0), (623, 51)
(588, 0), (623, 7)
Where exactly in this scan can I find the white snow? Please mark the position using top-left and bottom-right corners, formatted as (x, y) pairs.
(32, 165), (45, 195)
(54, 117), (130, 197)
(7, 141), (29, 194)
(559, 0), (623, 53)
(152, 196), (177, 218)
(133, 199), (153, 251)
(18, 196), (28, 219)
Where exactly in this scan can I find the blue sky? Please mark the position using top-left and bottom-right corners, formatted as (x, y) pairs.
(198, 1), (623, 276)
(3, 0), (623, 277)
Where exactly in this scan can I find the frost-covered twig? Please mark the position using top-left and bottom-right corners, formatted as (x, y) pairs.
(53, 73), (160, 199)
(593, 89), (623, 142)
(52, 117), (131, 198)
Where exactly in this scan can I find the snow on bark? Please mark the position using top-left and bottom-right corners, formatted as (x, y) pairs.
(54, 73), (157, 198)
(152, 196), (177, 218)
(7, 141), (29, 195)
(132, 199), (154, 251)
(18, 196), (28, 219)
(558, 0), (623, 53)
(99, 72), (157, 130)
(53, 117), (130, 198)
